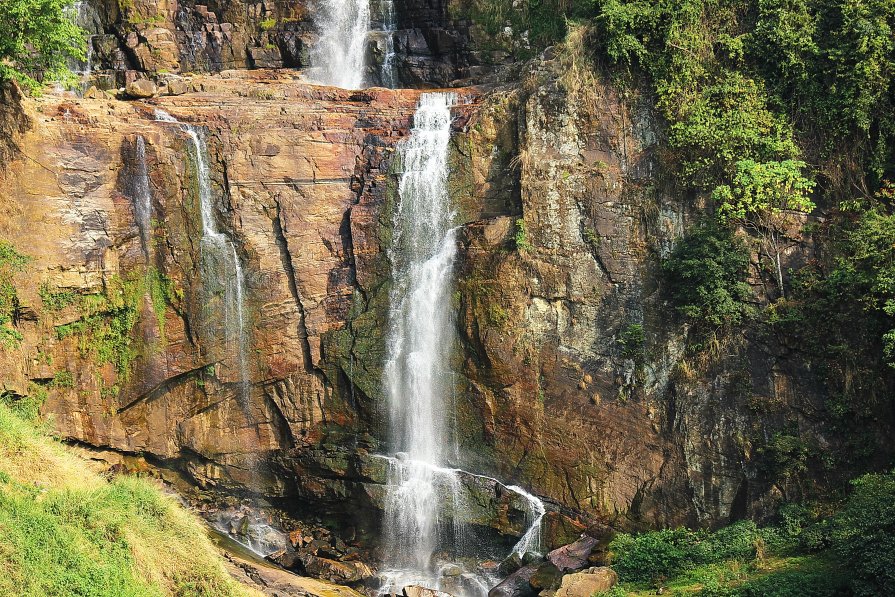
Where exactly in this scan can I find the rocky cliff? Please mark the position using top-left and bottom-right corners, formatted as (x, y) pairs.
(76, 0), (507, 90)
(1, 4), (885, 557)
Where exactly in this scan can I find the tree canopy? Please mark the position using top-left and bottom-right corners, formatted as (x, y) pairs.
(0, 0), (84, 92)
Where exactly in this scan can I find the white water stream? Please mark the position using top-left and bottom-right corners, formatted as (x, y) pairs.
(155, 110), (250, 405)
(380, 93), (546, 596)
(308, 0), (372, 88)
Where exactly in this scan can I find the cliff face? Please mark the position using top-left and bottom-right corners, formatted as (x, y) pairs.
(77, 0), (499, 89)
(1, 5), (882, 542)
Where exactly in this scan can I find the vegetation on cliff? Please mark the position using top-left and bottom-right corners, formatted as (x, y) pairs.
(0, 0), (85, 91)
(0, 398), (252, 596)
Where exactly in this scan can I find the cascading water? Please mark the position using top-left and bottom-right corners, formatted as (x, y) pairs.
(380, 90), (462, 592)
(155, 110), (250, 405)
(379, 0), (398, 88)
(380, 93), (548, 596)
(308, 0), (371, 89)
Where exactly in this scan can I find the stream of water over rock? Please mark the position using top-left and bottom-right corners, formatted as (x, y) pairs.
(155, 111), (250, 407)
(379, 93), (546, 597)
(308, 0), (372, 88)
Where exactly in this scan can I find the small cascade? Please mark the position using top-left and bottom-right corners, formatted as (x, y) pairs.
(379, 0), (398, 88)
(67, 1), (98, 88)
(308, 0), (371, 89)
(155, 110), (250, 405)
(508, 485), (546, 556)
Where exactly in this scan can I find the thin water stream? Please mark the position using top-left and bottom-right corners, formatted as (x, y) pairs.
(155, 110), (250, 406)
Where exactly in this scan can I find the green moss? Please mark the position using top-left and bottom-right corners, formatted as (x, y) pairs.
(259, 17), (277, 31)
(50, 266), (178, 381)
(514, 218), (532, 252)
(39, 282), (77, 312)
(0, 240), (28, 349)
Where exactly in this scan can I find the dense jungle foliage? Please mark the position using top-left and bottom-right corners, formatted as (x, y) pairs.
(0, 0), (84, 91)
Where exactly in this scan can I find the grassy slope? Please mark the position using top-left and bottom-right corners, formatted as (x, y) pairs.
(609, 553), (846, 596)
(0, 400), (257, 597)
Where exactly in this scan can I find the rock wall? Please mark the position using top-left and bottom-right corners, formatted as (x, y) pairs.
(1, 15), (885, 539)
(76, 0), (501, 89)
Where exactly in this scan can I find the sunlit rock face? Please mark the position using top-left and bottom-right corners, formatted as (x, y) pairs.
(72, 0), (500, 89)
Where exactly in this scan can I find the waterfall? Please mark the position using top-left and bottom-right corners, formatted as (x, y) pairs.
(155, 110), (250, 404)
(508, 485), (546, 556)
(308, 0), (371, 89)
(379, 0), (398, 88)
(381, 91), (460, 589)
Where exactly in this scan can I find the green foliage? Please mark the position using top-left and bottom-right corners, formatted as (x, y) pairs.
(760, 431), (812, 485)
(514, 218), (532, 252)
(714, 160), (815, 224)
(831, 470), (895, 596)
(662, 223), (753, 330)
(610, 522), (774, 585)
(54, 274), (144, 381)
(39, 282), (77, 312)
(0, 240), (29, 349)
(619, 323), (644, 360)
(258, 17), (276, 31)
(49, 370), (73, 389)
(458, 0), (596, 53)
(0, 0), (86, 92)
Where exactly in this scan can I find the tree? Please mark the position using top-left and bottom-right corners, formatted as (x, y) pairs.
(0, 0), (84, 92)
(713, 159), (815, 298)
(662, 222), (753, 331)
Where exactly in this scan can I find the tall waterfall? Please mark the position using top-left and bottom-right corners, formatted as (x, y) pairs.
(155, 111), (250, 404)
(308, 0), (371, 89)
(381, 92), (465, 590)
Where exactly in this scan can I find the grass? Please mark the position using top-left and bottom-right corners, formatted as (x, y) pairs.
(603, 553), (846, 596)
(0, 401), (256, 597)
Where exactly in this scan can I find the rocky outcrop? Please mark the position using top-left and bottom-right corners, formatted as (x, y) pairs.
(73, 0), (506, 89)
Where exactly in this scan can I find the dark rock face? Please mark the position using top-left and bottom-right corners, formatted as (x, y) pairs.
(74, 0), (498, 88)
(487, 563), (539, 597)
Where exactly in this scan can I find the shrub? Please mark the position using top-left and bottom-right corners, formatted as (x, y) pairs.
(831, 470), (895, 596)
(662, 223), (753, 331)
(0, 0), (86, 92)
(610, 528), (704, 583)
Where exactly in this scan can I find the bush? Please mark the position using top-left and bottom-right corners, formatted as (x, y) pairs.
(831, 470), (895, 596)
(662, 223), (753, 330)
(0, 0), (86, 91)
(610, 527), (704, 583)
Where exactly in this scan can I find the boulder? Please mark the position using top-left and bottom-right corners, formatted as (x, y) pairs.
(488, 563), (539, 597)
(529, 562), (562, 591)
(498, 552), (523, 576)
(546, 536), (598, 572)
(554, 567), (618, 597)
(403, 586), (452, 597)
(299, 554), (374, 584)
(163, 78), (189, 96)
(125, 79), (157, 99)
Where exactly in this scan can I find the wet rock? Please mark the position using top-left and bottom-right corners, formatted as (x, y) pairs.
(546, 536), (598, 572)
(529, 562), (562, 591)
(125, 79), (156, 99)
(441, 564), (463, 577)
(299, 553), (374, 584)
(498, 552), (523, 576)
(488, 563), (539, 597)
(553, 567), (617, 597)
(403, 586), (452, 597)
